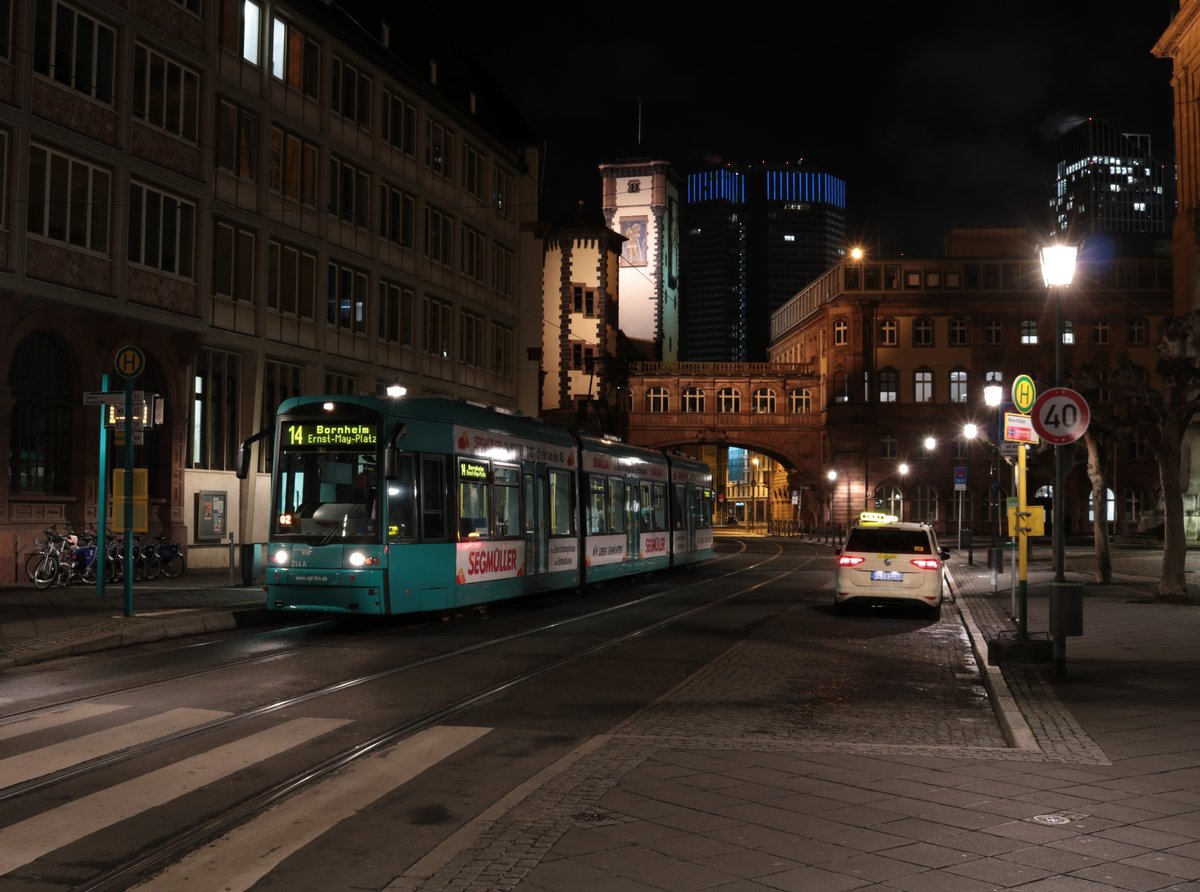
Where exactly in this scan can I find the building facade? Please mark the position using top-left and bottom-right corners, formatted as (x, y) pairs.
(0, 0), (543, 580)
(681, 162), (846, 362)
(599, 159), (680, 362)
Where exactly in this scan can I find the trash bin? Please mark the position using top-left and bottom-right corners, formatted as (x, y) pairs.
(988, 545), (1005, 574)
(1049, 581), (1084, 636)
(240, 543), (261, 586)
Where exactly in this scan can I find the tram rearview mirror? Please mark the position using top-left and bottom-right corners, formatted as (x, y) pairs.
(235, 443), (251, 480)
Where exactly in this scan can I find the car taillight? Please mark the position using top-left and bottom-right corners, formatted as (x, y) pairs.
(911, 558), (940, 570)
(838, 555), (866, 567)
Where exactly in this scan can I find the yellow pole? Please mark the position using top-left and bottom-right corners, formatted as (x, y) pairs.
(1016, 443), (1028, 639)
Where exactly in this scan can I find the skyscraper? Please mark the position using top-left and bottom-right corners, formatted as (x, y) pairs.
(1051, 118), (1167, 242)
(681, 162), (846, 361)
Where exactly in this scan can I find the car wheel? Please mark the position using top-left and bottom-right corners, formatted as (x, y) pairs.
(926, 602), (942, 621)
(833, 597), (847, 616)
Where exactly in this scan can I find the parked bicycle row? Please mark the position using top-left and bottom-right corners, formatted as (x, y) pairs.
(25, 527), (186, 589)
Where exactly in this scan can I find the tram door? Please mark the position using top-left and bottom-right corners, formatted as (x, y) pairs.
(625, 475), (640, 563)
(523, 462), (550, 589)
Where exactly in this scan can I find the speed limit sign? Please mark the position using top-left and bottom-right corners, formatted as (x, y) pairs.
(1031, 387), (1090, 445)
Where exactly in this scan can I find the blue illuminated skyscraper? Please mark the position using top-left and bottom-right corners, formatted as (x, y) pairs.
(681, 162), (846, 361)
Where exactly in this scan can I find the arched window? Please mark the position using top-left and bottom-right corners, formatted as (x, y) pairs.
(789, 388), (812, 414)
(645, 386), (669, 413)
(1089, 487), (1116, 523)
(914, 368), (933, 403)
(875, 484), (903, 519)
(752, 387), (775, 414)
(949, 368), (969, 403)
(716, 387), (740, 413)
(947, 489), (974, 525)
(681, 386), (705, 413)
(9, 332), (75, 494)
(913, 485), (938, 525)
(878, 367), (898, 402)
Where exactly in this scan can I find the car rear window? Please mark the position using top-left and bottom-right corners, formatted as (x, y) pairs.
(844, 528), (931, 554)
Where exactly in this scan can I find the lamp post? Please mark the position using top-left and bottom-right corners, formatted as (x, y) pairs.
(826, 469), (838, 540)
(1040, 243), (1078, 584)
(985, 384), (1004, 595)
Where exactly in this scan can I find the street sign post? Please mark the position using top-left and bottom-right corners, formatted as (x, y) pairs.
(1031, 387), (1090, 445)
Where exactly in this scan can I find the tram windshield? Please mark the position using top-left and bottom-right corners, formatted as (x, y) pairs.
(272, 420), (380, 542)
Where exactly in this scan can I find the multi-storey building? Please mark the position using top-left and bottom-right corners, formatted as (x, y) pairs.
(1051, 117), (1167, 242)
(767, 230), (1171, 539)
(599, 159), (680, 362)
(681, 162), (846, 362)
(0, 0), (543, 580)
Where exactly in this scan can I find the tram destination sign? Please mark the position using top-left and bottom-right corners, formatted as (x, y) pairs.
(284, 422), (377, 448)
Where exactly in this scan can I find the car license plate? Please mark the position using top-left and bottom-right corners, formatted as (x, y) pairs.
(870, 570), (903, 582)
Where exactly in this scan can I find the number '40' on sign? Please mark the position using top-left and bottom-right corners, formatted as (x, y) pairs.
(1031, 387), (1090, 445)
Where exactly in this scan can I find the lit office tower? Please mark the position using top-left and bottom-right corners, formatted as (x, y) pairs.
(681, 163), (846, 361)
(1051, 118), (1166, 240)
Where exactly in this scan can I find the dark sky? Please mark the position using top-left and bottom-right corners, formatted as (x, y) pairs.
(430, 2), (1178, 257)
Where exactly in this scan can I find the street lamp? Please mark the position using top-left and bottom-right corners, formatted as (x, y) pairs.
(1040, 242), (1078, 583)
(827, 469), (838, 532)
(959, 423), (979, 549)
(984, 384), (1004, 551)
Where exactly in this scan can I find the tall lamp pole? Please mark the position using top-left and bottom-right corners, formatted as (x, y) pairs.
(1040, 243), (1078, 584)
(984, 384), (1004, 594)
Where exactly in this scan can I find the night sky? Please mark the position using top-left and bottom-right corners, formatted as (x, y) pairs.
(419, 2), (1178, 258)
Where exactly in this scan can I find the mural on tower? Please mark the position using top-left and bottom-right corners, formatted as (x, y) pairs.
(619, 217), (648, 267)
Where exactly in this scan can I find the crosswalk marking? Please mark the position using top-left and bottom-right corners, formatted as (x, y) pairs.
(0, 707), (227, 788)
(0, 703), (128, 742)
(0, 716), (349, 876)
(132, 725), (491, 891)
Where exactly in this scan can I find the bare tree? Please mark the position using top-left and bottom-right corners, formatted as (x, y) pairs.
(1082, 428), (1112, 584)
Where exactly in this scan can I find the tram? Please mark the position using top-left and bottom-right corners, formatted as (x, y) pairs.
(236, 394), (714, 615)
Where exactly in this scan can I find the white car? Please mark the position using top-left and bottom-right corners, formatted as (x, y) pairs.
(834, 520), (949, 619)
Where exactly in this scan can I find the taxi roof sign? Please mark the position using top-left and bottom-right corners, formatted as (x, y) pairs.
(857, 511), (898, 526)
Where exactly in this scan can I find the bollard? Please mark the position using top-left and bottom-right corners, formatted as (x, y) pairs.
(227, 531), (237, 588)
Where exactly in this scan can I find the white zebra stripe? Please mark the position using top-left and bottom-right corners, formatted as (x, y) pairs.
(0, 703), (128, 742)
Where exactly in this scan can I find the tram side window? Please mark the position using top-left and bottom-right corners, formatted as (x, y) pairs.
(493, 465), (519, 538)
(639, 481), (654, 531)
(387, 452), (416, 541)
(672, 483), (686, 530)
(607, 478), (625, 533)
(699, 489), (713, 528)
(689, 485), (711, 529)
(421, 456), (447, 540)
(457, 459), (490, 539)
(651, 482), (667, 530)
(549, 470), (575, 536)
(586, 475), (606, 534)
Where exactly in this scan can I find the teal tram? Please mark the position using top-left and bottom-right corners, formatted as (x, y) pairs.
(236, 395), (714, 615)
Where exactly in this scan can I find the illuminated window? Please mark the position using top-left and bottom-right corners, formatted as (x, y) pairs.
(833, 319), (848, 346)
(879, 318), (897, 346)
(646, 386), (669, 413)
(914, 369), (932, 403)
(1020, 320), (1038, 345)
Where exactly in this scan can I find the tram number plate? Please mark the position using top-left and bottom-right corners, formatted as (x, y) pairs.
(870, 570), (903, 582)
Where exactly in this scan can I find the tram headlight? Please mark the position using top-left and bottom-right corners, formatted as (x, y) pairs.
(272, 549), (289, 566)
(348, 551), (366, 568)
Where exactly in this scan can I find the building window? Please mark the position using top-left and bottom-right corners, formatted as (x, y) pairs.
(423, 295), (452, 358)
(572, 285), (597, 317)
(219, 0), (261, 64)
(717, 387), (740, 413)
(950, 368), (969, 403)
(382, 88), (416, 155)
(133, 45), (199, 142)
(28, 144), (110, 252)
(325, 371), (356, 394)
(832, 371), (848, 404)
(876, 484), (902, 518)
(492, 243), (514, 298)
(378, 279), (413, 346)
(1124, 488), (1148, 523)
(986, 370), (1003, 385)
(460, 310), (484, 368)
(216, 99), (257, 179)
(947, 489), (973, 523)
(569, 341), (595, 371)
(128, 181), (195, 277)
(752, 388), (775, 414)
(190, 347), (240, 471)
(267, 237), (316, 318)
(493, 166), (513, 218)
(269, 127), (318, 205)
(1096, 370), (1110, 403)
(879, 318), (897, 346)
(949, 318), (968, 346)
(1093, 320), (1110, 345)
(331, 55), (371, 129)
(328, 155), (369, 227)
(985, 319), (1002, 344)
(681, 386), (705, 413)
(1020, 319), (1038, 345)
(33, 0), (116, 101)
(462, 143), (486, 199)
(833, 319), (848, 346)
(326, 260), (368, 332)
(8, 332), (73, 494)
(1128, 317), (1147, 345)
(878, 367), (898, 402)
(426, 118), (454, 180)
(492, 323), (513, 377)
(270, 14), (319, 98)
(913, 485), (938, 524)
(1062, 319), (1075, 346)
(880, 434), (897, 459)
(789, 388), (812, 414)
(424, 205), (454, 266)
(461, 226), (486, 282)
(914, 369), (932, 403)
(378, 181), (415, 248)
(913, 317), (933, 346)
(213, 221), (255, 302)
(259, 359), (301, 471)
(646, 386), (669, 413)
